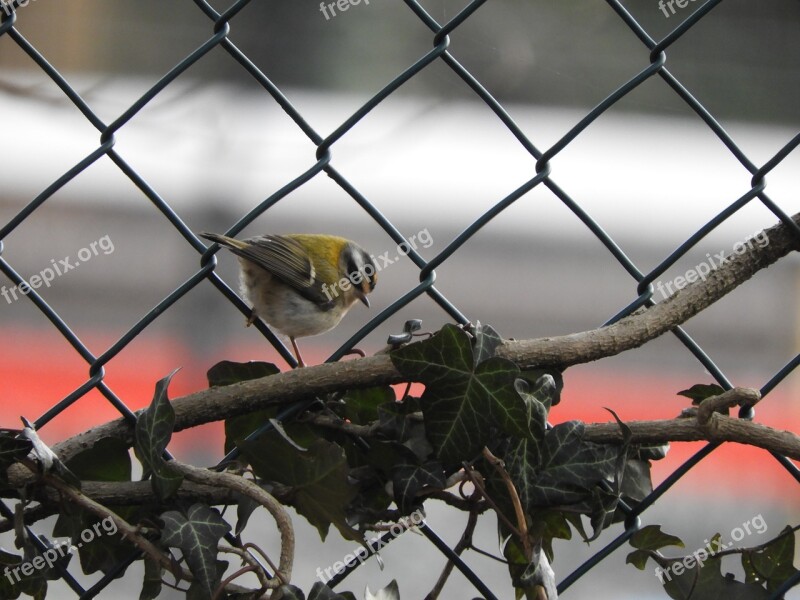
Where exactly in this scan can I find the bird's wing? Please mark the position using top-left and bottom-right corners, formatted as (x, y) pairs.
(201, 232), (335, 308)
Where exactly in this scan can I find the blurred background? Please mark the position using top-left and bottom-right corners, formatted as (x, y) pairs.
(1, 0), (799, 598)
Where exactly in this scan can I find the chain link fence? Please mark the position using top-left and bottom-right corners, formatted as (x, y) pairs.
(1, 0), (799, 598)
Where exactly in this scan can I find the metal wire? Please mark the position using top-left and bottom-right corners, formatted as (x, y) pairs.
(1, 0), (798, 598)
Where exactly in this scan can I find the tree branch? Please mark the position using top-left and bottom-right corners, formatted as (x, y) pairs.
(5, 214), (798, 484)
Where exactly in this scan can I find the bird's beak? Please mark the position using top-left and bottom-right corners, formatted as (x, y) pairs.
(359, 294), (370, 308)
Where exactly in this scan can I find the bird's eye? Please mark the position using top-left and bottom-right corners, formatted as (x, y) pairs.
(345, 249), (377, 291)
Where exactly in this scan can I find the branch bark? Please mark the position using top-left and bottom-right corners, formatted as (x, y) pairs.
(5, 389), (798, 531)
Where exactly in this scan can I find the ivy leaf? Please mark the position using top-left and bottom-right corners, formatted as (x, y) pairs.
(134, 369), (183, 502)
(186, 560), (228, 600)
(65, 437), (131, 482)
(0, 432), (32, 485)
(626, 525), (685, 570)
(0, 547), (50, 599)
(392, 461), (445, 514)
(213, 361), (282, 454)
(677, 383), (726, 406)
(207, 360), (280, 387)
(308, 581), (358, 599)
(139, 557), (163, 600)
(53, 438), (135, 576)
(472, 321), (503, 366)
(234, 481), (284, 537)
(224, 407), (279, 455)
(661, 551), (770, 600)
(160, 504), (231, 598)
(339, 387), (396, 425)
(742, 525), (799, 591)
(241, 437), (360, 542)
(533, 421), (619, 506)
(391, 323), (526, 468)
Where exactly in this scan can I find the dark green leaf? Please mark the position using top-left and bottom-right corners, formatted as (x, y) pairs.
(308, 580), (353, 599)
(677, 383), (726, 405)
(134, 370), (183, 501)
(277, 584), (306, 600)
(65, 437), (131, 482)
(742, 525), (798, 591)
(186, 560), (227, 600)
(234, 481), (275, 536)
(629, 524), (686, 552)
(340, 387), (396, 425)
(139, 557), (163, 600)
(0, 433), (32, 484)
(472, 322), (503, 366)
(53, 507), (132, 577)
(530, 511), (574, 562)
(518, 369), (564, 406)
(661, 551), (770, 600)
(207, 360), (280, 387)
(224, 407), (279, 455)
(392, 461), (445, 514)
(160, 504), (231, 598)
(392, 324), (525, 467)
(241, 437), (360, 542)
(376, 399), (423, 443)
(532, 421), (618, 506)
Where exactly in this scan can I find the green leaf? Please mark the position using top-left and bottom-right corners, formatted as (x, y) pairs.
(742, 525), (798, 591)
(160, 504), (231, 598)
(391, 323), (526, 467)
(134, 370), (183, 502)
(224, 407), (279, 455)
(139, 557), (163, 600)
(207, 360), (280, 387)
(277, 584), (306, 600)
(392, 461), (445, 514)
(530, 510), (574, 562)
(65, 437), (131, 482)
(309, 581), (356, 599)
(660, 550), (770, 600)
(677, 383), (726, 405)
(630, 524), (685, 552)
(626, 524), (685, 570)
(472, 321), (504, 366)
(532, 421), (618, 506)
(339, 387), (396, 425)
(241, 437), (360, 542)
(53, 507), (133, 577)
(234, 481), (275, 535)
(0, 432), (32, 485)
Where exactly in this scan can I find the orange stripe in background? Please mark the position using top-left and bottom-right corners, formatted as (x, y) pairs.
(2, 327), (796, 497)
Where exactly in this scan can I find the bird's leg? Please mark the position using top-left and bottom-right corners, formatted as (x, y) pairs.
(290, 337), (306, 368)
(245, 307), (257, 327)
(340, 348), (366, 359)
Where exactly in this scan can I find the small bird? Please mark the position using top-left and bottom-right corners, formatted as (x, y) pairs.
(201, 232), (377, 367)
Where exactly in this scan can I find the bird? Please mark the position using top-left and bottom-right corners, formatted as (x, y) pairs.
(201, 232), (377, 367)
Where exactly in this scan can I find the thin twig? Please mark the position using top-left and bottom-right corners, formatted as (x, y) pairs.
(482, 447), (531, 560)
